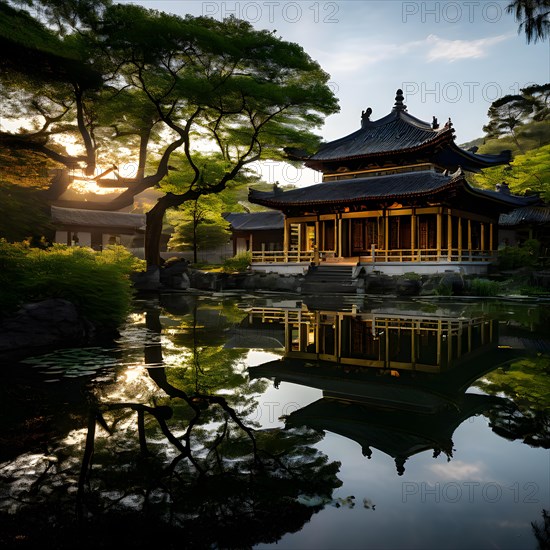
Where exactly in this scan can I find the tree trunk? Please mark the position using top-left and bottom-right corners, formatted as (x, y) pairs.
(145, 192), (194, 267)
(145, 203), (165, 267)
(193, 221), (198, 264)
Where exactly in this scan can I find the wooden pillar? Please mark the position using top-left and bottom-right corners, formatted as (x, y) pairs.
(384, 212), (389, 262)
(447, 212), (453, 261)
(315, 218), (320, 248)
(283, 218), (289, 261)
(447, 321), (453, 365)
(436, 319), (442, 366)
(436, 211), (442, 261)
(481, 223), (485, 252)
(457, 321), (462, 358)
(315, 217), (320, 264)
(411, 212), (416, 262)
(411, 323), (416, 370)
(337, 216), (342, 257)
(385, 319), (389, 368)
(315, 311), (320, 355)
(457, 217), (462, 261)
(467, 219), (472, 259)
(489, 223), (494, 254)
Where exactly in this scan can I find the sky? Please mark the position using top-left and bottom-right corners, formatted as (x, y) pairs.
(126, 0), (549, 186)
(132, 0), (549, 145)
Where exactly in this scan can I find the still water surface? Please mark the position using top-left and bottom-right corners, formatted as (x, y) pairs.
(0, 293), (549, 549)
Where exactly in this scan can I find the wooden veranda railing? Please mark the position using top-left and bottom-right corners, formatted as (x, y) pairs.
(251, 248), (497, 264)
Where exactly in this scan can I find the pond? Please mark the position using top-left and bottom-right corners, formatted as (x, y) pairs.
(0, 293), (549, 549)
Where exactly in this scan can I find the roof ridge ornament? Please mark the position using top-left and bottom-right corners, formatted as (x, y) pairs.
(393, 89), (407, 111)
(361, 107), (372, 128)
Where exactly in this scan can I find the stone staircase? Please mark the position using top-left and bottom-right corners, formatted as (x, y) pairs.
(301, 264), (357, 295)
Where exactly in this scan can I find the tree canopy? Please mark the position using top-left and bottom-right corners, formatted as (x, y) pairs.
(0, 0), (339, 265)
(507, 0), (550, 43)
(474, 83), (550, 198)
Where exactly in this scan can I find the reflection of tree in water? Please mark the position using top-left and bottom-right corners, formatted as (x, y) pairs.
(475, 355), (550, 448)
(0, 303), (342, 548)
(532, 509), (550, 550)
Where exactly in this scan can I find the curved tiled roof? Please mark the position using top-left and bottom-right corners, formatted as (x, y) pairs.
(297, 90), (512, 172)
(250, 170), (459, 208)
(249, 169), (538, 210)
(307, 110), (452, 163)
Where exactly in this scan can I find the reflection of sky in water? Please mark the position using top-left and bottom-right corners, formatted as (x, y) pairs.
(254, 378), (549, 550)
(245, 350), (322, 430)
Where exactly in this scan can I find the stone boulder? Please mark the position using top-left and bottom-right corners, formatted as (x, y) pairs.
(131, 266), (161, 291)
(0, 299), (94, 353)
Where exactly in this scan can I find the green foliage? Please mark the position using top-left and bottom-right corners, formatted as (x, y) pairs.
(0, 241), (138, 327)
(474, 84), (550, 198)
(167, 195), (231, 257)
(222, 252), (252, 273)
(498, 239), (541, 269)
(469, 278), (501, 296)
(473, 142), (550, 199)
(0, 181), (53, 243)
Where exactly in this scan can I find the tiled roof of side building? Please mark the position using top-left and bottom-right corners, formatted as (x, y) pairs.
(499, 206), (550, 226)
(51, 206), (146, 229)
(223, 211), (284, 230)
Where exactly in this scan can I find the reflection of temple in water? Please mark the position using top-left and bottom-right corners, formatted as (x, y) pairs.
(244, 303), (497, 373)
(245, 302), (517, 475)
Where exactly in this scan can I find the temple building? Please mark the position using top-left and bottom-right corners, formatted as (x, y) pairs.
(249, 89), (539, 275)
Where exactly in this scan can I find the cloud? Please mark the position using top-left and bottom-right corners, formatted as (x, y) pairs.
(424, 34), (510, 62)
(429, 460), (485, 480)
(311, 32), (511, 76)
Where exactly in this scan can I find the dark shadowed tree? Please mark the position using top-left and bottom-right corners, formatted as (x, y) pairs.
(507, 0), (550, 43)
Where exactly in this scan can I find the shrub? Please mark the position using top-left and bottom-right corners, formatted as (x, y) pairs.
(435, 282), (453, 296)
(498, 239), (541, 270)
(0, 241), (139, 328)
(222, 251), (251, 273)
(470, 278), (501, 297)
